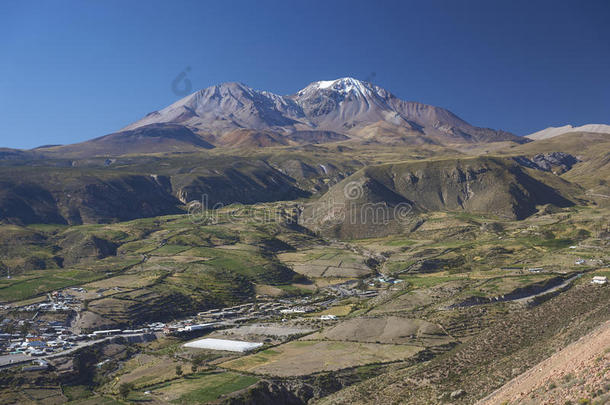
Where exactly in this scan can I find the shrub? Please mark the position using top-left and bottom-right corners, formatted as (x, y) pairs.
(119, 382), (133, 398)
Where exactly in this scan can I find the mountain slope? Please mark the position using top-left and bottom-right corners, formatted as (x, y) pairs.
(0, 157), (313, 225)
(526, 123), (610, 140)
(35, 123), (214, 158)
(123, 77), (526, 147)
(478, 321), (610, 405)
(123, 81), (306, 136)
(0, 168), (181, 225)
(295, 78), (524, 144)
(502, 131), (610, 203)
(303, 156), (579, 238)
(215, 129), (349, 148)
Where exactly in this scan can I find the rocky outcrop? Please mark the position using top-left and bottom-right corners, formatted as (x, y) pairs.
(513, 152), (579, 174)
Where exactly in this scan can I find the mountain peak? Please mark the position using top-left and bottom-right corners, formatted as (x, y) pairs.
(300, 77), (376, 96)
(317, 77), (367, 88)
(123, 77), (523, 146)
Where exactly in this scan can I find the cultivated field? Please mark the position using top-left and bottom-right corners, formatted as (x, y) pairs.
(278, 247), (372, 279)
(305, 316), (454, 347)
(221, 340), (422, 376)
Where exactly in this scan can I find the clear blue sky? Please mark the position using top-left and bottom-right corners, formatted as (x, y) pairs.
(1, 0), (609, 149)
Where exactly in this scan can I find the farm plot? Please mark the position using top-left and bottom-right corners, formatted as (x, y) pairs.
(369, 289), (436, 314)
(278, 247), (372, 278)
(458, 274), (561, 298)
(113, 353), (187, 388)
(0, 269), (105, 302)
(221, 340), (422, 376)
(83, 272), (160, 291)
(369, 280), (467, 314)
(146, 370), (258, 404)
(305, 316), (454, 347)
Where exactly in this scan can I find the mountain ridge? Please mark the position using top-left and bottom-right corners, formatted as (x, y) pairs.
(526, 123), (610, 140)
(122, 77), (527, 147)
(34, 123), (215, 158)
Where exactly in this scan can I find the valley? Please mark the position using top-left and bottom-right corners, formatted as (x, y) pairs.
(0, 189), (607, 404)
(0, 78), (608, 405)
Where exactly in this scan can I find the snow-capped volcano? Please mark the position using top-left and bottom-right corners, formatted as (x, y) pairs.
(290, 77), (401, 130)
(123, 77), (525, 145)
(299, 77), (381, 96)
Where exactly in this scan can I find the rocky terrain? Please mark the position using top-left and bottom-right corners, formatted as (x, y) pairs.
(478, 320), (610, 405)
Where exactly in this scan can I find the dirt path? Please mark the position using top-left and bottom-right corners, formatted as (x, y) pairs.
(477, 320), (610, 405)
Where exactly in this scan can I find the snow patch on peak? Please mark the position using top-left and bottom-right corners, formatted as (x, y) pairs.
(317, 80), (336, 89)
(301, 77), (377, 98)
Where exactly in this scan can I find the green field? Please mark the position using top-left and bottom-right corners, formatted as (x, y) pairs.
(146, 371), (258, 404)
(0, 269), (105, 301)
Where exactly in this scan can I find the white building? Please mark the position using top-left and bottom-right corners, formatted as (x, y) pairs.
(591, 276), (607, 285)
(183, 338), (262, 352)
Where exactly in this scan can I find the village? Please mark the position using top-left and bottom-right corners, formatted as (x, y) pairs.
(0, 276), (386, 370)
(3, 267), (606, 369)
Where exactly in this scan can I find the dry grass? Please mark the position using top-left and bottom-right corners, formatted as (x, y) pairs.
(221, 340), (422, 376)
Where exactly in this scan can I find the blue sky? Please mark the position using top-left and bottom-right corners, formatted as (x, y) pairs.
(1, 0), (609, 149)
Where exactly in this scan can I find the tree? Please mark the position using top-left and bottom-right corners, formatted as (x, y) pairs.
(191, 354), (206, 373)
(175, 365), (183, 377)
(19, 322), (30, 336)
(191, 355), (204, 368)
(3, 322), (15, 335)
(72, 347), (98, 384)
(119, 382), (133, 399)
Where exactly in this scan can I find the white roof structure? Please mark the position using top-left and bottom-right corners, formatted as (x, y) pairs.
(591, 276), (607, 285)
(183, 338), (262, 352)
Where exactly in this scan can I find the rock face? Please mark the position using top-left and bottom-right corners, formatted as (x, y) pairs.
(303, 157), (578, 238)
(123, 77), (526, 146)
(512, 152), (579, 174)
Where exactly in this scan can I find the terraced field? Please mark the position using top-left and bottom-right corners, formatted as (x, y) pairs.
(279, 247), (372, 280)
(221, 340), (423, 376)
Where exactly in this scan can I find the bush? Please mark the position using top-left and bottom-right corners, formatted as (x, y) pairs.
(119, 382), (133, 398)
